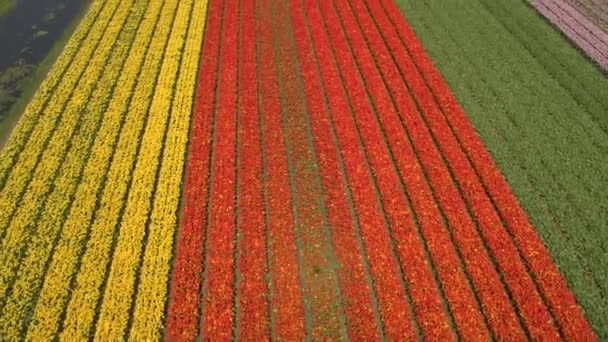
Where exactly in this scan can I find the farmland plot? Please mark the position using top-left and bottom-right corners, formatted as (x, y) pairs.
(0, 0), (601, 340)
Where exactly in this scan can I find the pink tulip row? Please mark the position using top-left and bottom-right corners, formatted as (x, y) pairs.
(533, 0), (608, 70)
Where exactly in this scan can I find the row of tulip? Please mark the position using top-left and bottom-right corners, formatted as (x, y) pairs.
(319, 0), (459, 338)
(290, 1), (385, 340)
(380, 0), (593, 338)
(0, 0), (148, 339)
(198, 0), (239, 338)
(127, 0), (208, 339)
(24, 0), (167, 340)
(361, 0), (528, 338)
(281, 0), (596, 339)
(342, 0), (521, 337)
(0, 0), (207, 339)
(0, 2), (124, 301)
(350, 0), (560, 337)
(164, 0), (223, 338)
(252, 0), (306, 338)
(58, 0), (180, 337)
(273, 0), (346, 339)
(166, 0), (308, 339)
(234, 0), (270, 339)
(92, 0), (196, 339)
(0, 0), (128, 330)
(0, 0), (124, 236)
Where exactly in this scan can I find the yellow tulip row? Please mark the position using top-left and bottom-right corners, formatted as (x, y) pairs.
(24, 0), (166, 340)
(0, 0), (150, 337)
(0, 0), (106, 187)
(128, 0), (208, 339)
(94, 0), (199, 339)
(58, 0), (184, 340)
(0, 0), (122, 233)
(0, 0), (210, 339)
(0, 0), (132, 305)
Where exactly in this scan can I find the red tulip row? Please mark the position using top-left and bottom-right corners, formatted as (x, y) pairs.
(291, 1), (403, 340)
(346, 0), (557, 338)
(317, 0), (460, 339)
(376, 0), (595, 339)
(235, 0), (270, 340)
(198, 0), (239, 338)
(354, 0), (526, 339)
(256, 0), (305, 340)
(273, 0), (346, 338)
(164, 0), (223, 339)
(334, 0), (520, 338)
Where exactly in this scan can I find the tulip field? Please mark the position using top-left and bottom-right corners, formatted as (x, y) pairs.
(0, 0), (606, 340)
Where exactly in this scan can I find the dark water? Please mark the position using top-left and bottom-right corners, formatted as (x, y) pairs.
(0, 0), (84, 120)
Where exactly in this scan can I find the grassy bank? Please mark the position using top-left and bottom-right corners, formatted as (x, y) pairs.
(395, 0), (608, 337)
